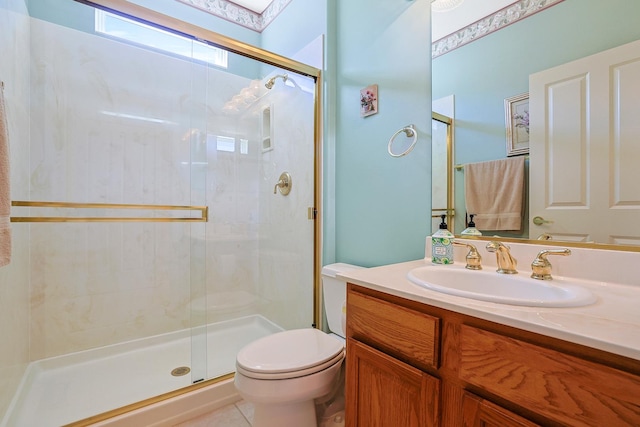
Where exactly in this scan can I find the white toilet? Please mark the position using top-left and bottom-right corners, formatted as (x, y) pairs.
(234, 263), (363, 427)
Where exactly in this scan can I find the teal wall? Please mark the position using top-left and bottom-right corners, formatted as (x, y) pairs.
(433, 0), (640, 237)
(27, 0), (94, 32)
(261, 0), (326, 60)
(334, 0), (432, 267)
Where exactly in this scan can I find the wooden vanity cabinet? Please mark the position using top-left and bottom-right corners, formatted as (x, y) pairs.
(461, 392), (540, 427)
(347, 339), (440, 427)
(346, 289), (441, 427)
(345, 284), (640, 427)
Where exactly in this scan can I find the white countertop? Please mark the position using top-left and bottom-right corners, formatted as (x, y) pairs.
(339, 258), (640, 361)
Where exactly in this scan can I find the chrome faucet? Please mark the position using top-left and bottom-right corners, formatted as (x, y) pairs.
(485, 241), (518, 274)
(531, 248), (571, 280)
(452, 240), (482, 270)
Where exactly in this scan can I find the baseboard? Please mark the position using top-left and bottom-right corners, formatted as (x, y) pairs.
(90, 378), (240, 426)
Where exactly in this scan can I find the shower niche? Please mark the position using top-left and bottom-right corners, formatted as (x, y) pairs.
(261, 104), (274, 152)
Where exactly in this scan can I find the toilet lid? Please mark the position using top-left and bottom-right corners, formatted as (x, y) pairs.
(236, 328), (344, 375)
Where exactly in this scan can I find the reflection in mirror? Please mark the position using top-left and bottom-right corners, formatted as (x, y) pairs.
(431, 112), (453, 233)
(432, 0), (640, 248)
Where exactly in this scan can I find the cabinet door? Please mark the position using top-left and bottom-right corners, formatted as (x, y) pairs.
(346, 338), (440, 427)
(462, 392), (540, 427)
(348, 288), (440, 370)
(459, 325), (640, 426)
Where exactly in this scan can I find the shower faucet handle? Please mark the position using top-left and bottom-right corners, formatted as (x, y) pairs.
(273, 179), (284, 194)
(273, 172), (292, 195)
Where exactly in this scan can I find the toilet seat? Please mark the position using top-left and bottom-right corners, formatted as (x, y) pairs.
(236, 328), (344, 380)
(237, 350), (344, 380)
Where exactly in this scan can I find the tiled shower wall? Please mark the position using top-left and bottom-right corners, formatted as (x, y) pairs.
(7, 13), (315, 363)
(26, 16), (315, 360)
(27, 17), (209, 360)
(0, 0), (31, 419)
(254, 84), (314, 331)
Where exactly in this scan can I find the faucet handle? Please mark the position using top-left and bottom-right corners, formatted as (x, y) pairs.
(485, 240), (508, 252)
(453, 240), (482, 270)
(531, 248), (571, 280)
(485, 240), (518, 274)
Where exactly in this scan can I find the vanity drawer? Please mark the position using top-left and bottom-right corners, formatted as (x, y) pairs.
(459, 325), (640, 426)
(347, 289), (440, 370)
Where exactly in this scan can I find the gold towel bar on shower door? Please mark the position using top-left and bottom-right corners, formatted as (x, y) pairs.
(10, 201), (208, 223)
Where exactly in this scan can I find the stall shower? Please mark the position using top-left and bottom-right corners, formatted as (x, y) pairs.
(0, 0), (319, 425)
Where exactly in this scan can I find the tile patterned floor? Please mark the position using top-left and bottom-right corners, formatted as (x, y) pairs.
(174, 400), (254, 427)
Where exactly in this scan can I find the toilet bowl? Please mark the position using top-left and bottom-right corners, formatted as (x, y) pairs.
(233, 263), (363, 427)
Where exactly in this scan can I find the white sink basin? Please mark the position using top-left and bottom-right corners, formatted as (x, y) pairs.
(407, 265), (596, 307)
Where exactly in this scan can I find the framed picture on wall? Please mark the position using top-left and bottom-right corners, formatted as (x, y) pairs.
(504, 92), (529, 156)
(360, 84), (378, 117)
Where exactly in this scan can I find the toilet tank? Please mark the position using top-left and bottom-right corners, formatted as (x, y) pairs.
(321, 263), (364, 337)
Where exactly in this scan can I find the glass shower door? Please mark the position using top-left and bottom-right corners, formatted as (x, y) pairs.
(196, 57), (318, 381)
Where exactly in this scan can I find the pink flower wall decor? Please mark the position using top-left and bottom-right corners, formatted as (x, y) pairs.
(360, 84), (378, 117)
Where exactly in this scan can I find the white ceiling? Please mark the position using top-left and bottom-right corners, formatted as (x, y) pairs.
(230, 0), (273, 14)
(432, 0), (515, 41)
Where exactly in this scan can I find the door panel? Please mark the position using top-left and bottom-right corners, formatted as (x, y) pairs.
(462, 393), (540, 427)
(530, 39), (640, 244)
(346, 339), (440, 427)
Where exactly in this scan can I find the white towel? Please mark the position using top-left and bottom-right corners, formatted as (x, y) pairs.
(464, 157), (525, 231)
(0, 84), (11, 267)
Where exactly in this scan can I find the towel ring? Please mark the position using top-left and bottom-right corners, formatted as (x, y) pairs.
(388, 124), (418, 157)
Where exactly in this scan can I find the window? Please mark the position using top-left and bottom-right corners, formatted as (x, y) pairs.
(214, 135), (235, 153)
(95, 9), (228, 68)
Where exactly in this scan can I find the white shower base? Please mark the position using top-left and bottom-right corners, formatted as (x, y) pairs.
(3, 315), (282, 427)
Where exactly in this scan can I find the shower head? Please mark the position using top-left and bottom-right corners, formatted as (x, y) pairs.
(265, 74), (289, 89)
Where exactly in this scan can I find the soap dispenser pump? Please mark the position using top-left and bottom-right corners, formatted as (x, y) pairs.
(432, 214), (454, 265)
(461, 214), (482, 236)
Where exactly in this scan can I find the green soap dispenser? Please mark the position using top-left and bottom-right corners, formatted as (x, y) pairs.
(461, 214), (482, 236)
(432, 214), (454, 264)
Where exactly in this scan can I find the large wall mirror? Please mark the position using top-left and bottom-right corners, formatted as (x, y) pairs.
(432, 0), (640, 249)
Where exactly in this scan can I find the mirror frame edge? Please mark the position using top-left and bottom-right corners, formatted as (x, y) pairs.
(455, 235), (640, 253)
(432, 111), (455, 232)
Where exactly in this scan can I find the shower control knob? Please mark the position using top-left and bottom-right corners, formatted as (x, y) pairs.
(273, 172), (292, 195)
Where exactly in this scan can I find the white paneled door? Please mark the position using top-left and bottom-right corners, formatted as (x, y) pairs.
(529, 39), (640, 245)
